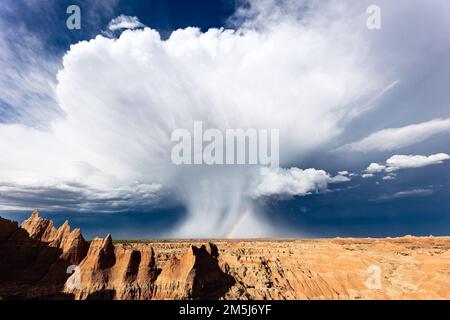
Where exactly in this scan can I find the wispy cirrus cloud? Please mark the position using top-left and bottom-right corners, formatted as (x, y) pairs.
(0, 20), (61, 128)
(338, 118), (450, 152)
(372, 188), (434, 202)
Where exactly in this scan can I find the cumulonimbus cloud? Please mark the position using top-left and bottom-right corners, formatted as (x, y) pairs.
(1, 0), (449, 237)
(2, 1), (385, 236)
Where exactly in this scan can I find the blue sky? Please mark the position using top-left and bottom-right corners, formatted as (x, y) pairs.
(1, 0), (450, 239)
(1, 0), (234, 50)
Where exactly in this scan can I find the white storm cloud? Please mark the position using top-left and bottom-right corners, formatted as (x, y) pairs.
(32, 2), (385, 236)
(2, 0), (450, 236)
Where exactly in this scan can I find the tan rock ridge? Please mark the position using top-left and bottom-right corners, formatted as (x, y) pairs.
(153, 243), (234, 299)
(21, 209), (89, 265)
(0, 209), (88, 298)
(67, 234), (157, 300)
(1, 210), (449, 300)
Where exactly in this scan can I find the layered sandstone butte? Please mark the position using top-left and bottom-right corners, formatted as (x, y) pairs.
(0, 210), (449, 300)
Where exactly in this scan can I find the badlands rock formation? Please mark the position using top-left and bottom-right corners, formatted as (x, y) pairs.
(0, 210), (449, 299)
(0, 209), (88, 298)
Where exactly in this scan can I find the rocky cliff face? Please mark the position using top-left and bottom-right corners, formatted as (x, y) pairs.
(0, 210), (88, 298)
(152, 243), (234, 299)
(1, 210), (449, 300)
(66, 234), (158, 300)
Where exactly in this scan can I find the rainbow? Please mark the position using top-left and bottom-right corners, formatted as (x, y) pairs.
(225, 209), (251, 239)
